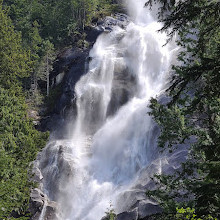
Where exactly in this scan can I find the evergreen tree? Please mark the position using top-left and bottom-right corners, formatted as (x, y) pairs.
(38, 39), (55, 96)
(0, 0), (31, 89)
(28, 20), (42, 95)
(3, 0), (119, 48)
(0, 2), (48, 218)
(145, 0), (220, 218)
(0, 88), (48, 219)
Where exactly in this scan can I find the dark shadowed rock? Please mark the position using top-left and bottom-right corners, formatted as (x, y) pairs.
(29, 188), (45, 214)
(101, 216), (109, 220)
(43, 201), (58, 220)
(138, 201), (162, 219)
(116, 208), (138, 220)
(48, 14), (130, 117)
(107, 67), (137, 116)
(30, 188), (58, 220)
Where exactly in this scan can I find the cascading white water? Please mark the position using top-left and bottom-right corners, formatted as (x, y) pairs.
(42, 1), (178, 219)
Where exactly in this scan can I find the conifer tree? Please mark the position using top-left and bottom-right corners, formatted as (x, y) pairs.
(0, 2), (48, 218)
(145, 0), (220, 218)
(38, 40), (55, 96)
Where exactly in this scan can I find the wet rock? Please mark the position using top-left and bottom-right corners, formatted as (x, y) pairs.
(101, 216), (109, 220)
(30, 188), (58, 220)
(49, 14), (130, 117)
(37, 143), (75, 201)
(30, 201), (58, 220)
(43, 201), (58, 220)
(57, 145), (74, 179)
(116, 208), (138, 220)
(53, 48), (89, 115)
(113, 149), (188, 220)
(96, 14), (130, 32)
(32, 166), (43, 183)
(29, 188), (45, 215)
(138, 201), (162, 219)
(107, 68), (137, 116)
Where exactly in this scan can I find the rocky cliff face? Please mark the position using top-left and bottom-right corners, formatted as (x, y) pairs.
(29, 188), (58, 220)
(39, 13), (130, 138)
(30, 143), (187, 220)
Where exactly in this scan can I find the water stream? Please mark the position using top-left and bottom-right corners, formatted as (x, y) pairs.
(39, 0), (178, 219)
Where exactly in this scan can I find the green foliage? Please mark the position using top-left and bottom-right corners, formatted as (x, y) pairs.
(3, 0), (118, 47)
(145, 0), (220, 218)
(0, 2), (49, 218)
(76, 33), (90, 49)
(2, 0), (119, 106)
(176, 208), (217, 220)
(45, 83), (63, 113)
(145, 207), (218, 220)
(0, 88), (49, 219)
(0, 2), (31, 89)
(176, 208), (197, 220)
(105, 202), (116, 220)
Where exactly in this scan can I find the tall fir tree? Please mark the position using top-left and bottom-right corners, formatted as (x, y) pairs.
(145, 0), (220, 218)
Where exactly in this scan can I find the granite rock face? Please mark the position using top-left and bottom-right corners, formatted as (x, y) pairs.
(109, 150), (187, 220)
(95, 13), (130, 33)
(30, 143), (71, 219)
(50, 13), (130, 116)
(116, 208), (138, 220)
(40, 14), (130, 137)
(29, 188), (58, 220)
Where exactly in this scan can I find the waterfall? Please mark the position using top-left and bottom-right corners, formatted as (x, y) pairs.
(39, 0), (178, 219)
(39, 200), (47, 220)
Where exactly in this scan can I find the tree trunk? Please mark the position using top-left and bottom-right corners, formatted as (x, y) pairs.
(46, 54), (49, 97)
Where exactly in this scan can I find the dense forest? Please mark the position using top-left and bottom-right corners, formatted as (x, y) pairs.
(2, 0), (119, 102)
(0, 0), (118, 219)
(145, 0), (220, 219)
(0, 0), (219, 219)
(0, 2), (48, 218)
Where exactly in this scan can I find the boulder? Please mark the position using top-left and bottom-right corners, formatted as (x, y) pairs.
(116, 208), (138, 220)
(32, 166), (43, 183)
(101, 216), (109, 220)
(97, 14), (130, 32)
(137, 201), (162, 219)
(29, 188), (46, 219)
(29, 188), (45, 214)
(42, 201), (58, 220)
(30, 188), (58, 220)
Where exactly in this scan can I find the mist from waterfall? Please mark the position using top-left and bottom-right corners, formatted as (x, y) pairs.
(44, 0), (177, 219)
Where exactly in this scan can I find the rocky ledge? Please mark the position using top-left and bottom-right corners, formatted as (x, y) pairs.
(29, 188), (58, 220)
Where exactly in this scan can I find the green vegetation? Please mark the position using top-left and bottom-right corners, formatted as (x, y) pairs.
(105, 202), (116, 220)
(145, 0), (220, 219)
(175, 208), (217, 220)
(3, 0), (119, 47)
(0, 88), (48, 219)
(3, 0), (119, 104)
(150, 208), (218, 220)
(0, 1), (49, 219)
